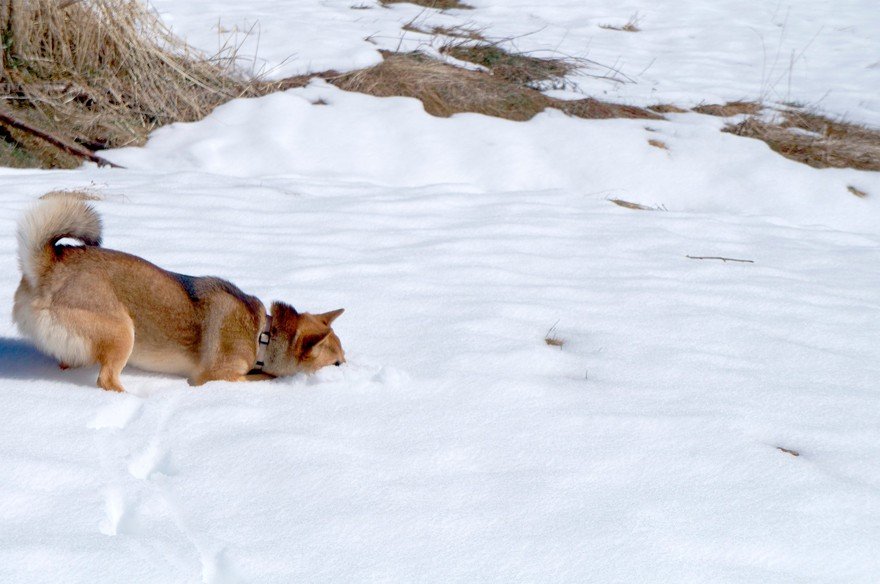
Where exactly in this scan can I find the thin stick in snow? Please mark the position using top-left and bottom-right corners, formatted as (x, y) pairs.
(686, 255), (755, 263)
(0, 108), (123, 168)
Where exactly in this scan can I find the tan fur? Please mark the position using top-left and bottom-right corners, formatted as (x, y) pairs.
(13, 198), (345, 392)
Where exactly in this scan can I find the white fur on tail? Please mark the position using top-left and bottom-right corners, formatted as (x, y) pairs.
(17, 198), (102, 287)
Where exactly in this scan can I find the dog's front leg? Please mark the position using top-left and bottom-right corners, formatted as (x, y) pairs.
(188, 360), (252, 387)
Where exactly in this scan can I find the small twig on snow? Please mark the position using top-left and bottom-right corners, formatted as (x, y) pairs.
(686, 255), (754, 263)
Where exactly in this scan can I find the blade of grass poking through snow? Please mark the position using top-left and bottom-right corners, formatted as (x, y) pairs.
(544, 322), (565, 347)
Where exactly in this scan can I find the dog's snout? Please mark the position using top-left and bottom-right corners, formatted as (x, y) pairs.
(334, 361), (341, 367)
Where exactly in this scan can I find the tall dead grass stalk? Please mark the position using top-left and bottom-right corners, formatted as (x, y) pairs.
(0, 0), (262, 167)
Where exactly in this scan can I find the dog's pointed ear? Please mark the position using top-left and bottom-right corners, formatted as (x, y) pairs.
(303, 330), (331, 350)
(271, 301), (299, 316)
(270, 301), (300, 330)
(317, 308), (345, 326)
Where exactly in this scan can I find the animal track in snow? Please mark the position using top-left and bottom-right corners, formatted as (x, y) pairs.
(99, 486), (141, 536)
(88, 394), (144, 430)
(128, 442), (177, 479)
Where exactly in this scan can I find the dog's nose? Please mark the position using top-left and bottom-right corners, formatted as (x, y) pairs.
(334, 361), (341, 367)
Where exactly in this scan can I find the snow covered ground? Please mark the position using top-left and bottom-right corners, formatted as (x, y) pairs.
(151, 0), (880, 125)
(1, 1), (879, 583)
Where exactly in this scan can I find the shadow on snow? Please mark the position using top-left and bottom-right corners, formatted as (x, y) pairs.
(0, 336), (97, 389)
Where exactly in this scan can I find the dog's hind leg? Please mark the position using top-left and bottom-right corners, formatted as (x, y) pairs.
(83, 311), (134, 393)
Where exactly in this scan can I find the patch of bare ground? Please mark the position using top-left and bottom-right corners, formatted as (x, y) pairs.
(648, 139), (668, 150)
(724, 110), (880, 171)
(693, 101), (762, 117)
(325, 50), (660, 122)
(380, 0), (472, 9)
(0, 0), (272, 168)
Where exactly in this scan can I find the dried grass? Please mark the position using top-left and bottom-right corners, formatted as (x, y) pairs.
(600, 13), (641, 33)
(847, 185), (868, 198)
(544, 323), (565, 347)
(0, 0), (265, 168)
(401, 21), (486, 41)
(443, 44), (573, 87)
(649, 104), (688, 114)
(724, 110), (880, 171)
(380, 0), (472, 9)
(560, 98), (661, 120)
(693, 101), (761, 117)
(648, 139), (668, 150)
(0, 0), (662, 167)
(609, 198), (666, 211)
(330, 51), (548, 120)
(327, 51), (660, 122)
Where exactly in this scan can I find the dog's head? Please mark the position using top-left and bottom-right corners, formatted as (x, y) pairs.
(265, 302), (345, 376)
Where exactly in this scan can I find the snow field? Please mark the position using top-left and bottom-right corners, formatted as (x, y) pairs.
(0, 0), (879, 581)
(1, 161), (879, 581)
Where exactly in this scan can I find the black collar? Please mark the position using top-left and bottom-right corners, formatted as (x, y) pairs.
(253, 314), (272, 371)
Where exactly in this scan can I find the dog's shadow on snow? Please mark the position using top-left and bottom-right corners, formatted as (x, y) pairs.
(0, 336), (97, 388)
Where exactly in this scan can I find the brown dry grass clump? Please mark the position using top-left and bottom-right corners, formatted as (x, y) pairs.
(649, 104), (688, 114)
(443, 44), (573, 87)
(330, 51), (547, 120)
(693, 101), (761, 117)
(562, 98), (661, 120)
(328, 50), (660, 122)
(380, 0), (472, 9)
(725, 110), (880, 171)
(0, 0), (263, 168)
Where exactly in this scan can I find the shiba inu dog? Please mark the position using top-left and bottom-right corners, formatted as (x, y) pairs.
(12, 196), (345, 392)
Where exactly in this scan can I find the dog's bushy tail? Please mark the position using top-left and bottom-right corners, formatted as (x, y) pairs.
(17, 197), (102, 287)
